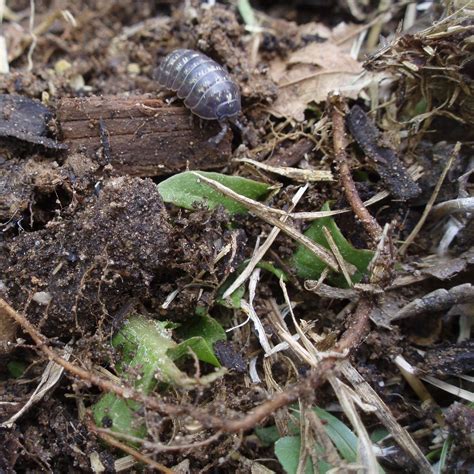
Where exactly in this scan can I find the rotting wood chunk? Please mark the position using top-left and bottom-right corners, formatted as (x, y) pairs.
(346, 105), (421, 200)
(0, 94), (67, 150)
(57, 96), (232, 177)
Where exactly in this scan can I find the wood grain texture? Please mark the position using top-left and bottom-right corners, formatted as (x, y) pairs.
(57, 96), (232, 176)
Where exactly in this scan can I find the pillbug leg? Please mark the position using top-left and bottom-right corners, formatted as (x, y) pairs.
(230, 117), (251, 145)
(232, 117), (247, 134)
(208, 121), (228, 146)
(165, 95), (178, 105)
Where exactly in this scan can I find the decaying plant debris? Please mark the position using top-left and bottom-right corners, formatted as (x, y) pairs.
(0, 1), (473, 472)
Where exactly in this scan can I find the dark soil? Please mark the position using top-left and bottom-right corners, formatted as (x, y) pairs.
(0, 1), (472, 472)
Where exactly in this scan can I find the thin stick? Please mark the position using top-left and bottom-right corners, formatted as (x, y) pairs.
(91, 426), (223, 452)
(399, 142), (460, 255)
(88, 421), (175, 473)
(191, 172), (341, 272)
(27, 0), (37, 71)
(322, 226), (353, 287)
(222, 184), (307, 299)
(330, 95), (383, 244)
(0, 296), (370, 433)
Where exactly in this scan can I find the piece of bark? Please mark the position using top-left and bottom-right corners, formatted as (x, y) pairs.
(57, 96), (231, 176)
(0, 94), (66, 150)
(265, 137), (314, 167)
(346, 105), (421, 200)
(415, 340), (474, 377)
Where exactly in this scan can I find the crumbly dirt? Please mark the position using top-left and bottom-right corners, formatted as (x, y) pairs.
(0, 1), (473, 472)
(5, 176), (241, 337)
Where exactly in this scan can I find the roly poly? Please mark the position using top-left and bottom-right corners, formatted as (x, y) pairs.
(156, 49), (242, 144)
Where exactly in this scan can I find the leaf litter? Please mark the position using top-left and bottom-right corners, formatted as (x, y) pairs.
(0, 1), (473, 472)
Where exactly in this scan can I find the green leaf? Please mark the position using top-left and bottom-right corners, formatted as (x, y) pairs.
(275, 436), (313, 474)
(157, 171), (271, 214)
(175, 313), (226, 345)
(92, 315), (194, 439)
(275, 436), (332, 474)
(256, 261), (289, 281)
(370, 427), (389, 443)
(292, 202), (373, 286)
(436, 436), (452, 473)
(219, 283), (246, 309)
(255, 425), (281, 446)
(271, 406), (385, 474)
(237, 0), (258, 27)
(92, 393), (146, 440)
(7, 360), (27, 378)
(312, 406), (358, 463)
(168, 314), (227, 367)
(216, 269), (246, 309)
(168, 336), (221, 366)
(112, 315), (186, 391)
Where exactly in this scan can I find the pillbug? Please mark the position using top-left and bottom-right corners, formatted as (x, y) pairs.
(156, 49), (242, 144)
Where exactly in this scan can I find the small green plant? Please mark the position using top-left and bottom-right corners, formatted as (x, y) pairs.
(92, 313), (226, 438)
(7, 360), (27, 378)
(292, 203), (373, 287)
(257, 406), (386, 474)
(157, 171), (271, 214)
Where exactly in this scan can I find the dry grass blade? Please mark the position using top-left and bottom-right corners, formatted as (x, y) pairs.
(288, 208), (348, 219)
(288, 189), (392, 220)
(222, 184), (308, 299)
(322, 226), (353, 287)
(430, 197), (474, 218)
(395, 355), (474, 403)
(1, 344), (72, 428)
(400, 142), (461, 255)
(240, 269), (273, 354)
(393, 355), (444, 426)
(191, 172), (342, 272)
(26, 0), (36, 71)
(279, 279), (321, 365)
(329, 377), (379, 473)
(420, 375), (474, 403)
(339, 362), (434, 473)
(235, 157), (334, 182)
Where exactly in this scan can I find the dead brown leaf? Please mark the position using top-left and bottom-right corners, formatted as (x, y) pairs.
(269, 41), (372, 121)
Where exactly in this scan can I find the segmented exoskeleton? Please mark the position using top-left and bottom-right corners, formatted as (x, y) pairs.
(156, 49), (242, 143)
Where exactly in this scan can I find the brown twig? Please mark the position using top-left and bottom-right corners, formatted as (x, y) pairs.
(330, 95), (383, 244)
(0, 296), (371, 433)
(91, 426), (223, 452)
(87, 420), (175, 473)
(0, 297), (183, 416)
